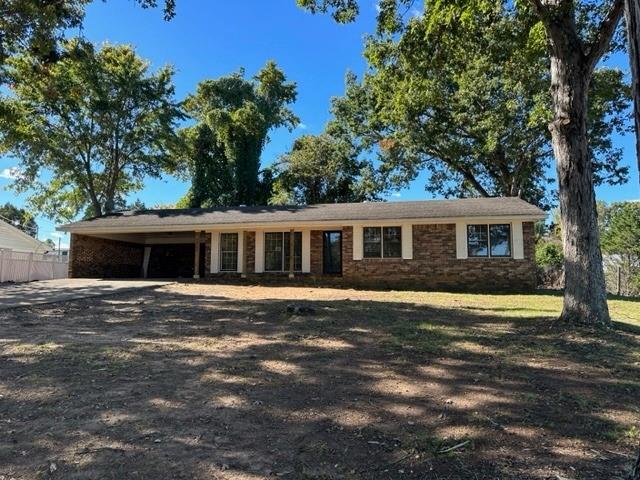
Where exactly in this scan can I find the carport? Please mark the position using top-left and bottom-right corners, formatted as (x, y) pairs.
(66, 231), (206, 279)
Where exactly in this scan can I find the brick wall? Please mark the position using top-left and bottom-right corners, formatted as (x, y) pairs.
(204, 232), (211, 275)
(341, 222), (536, 291)
(245, 231), (255, 273)
(69, 234), (144, 278)
(310, 230), (323, 275)
(204, 231), (256, 277)
(171, 221), (536, 291)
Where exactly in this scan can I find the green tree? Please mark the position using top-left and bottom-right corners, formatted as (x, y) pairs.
(0, 40), (184, 221)
(184, 123), (234, 208)
(328, 9), (629, 211)
(298, 0), (633, 326)
(271, 133), (381, 205)
(0, 202), (38, 237)
(0, 0), (176, 85)
(600, 201), (640, 295)
(183, 61), (298, 206)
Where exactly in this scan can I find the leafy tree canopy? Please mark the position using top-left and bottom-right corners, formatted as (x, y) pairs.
(600, 201), (640, 294)
(601, 201), (640, 256)
(182, 61), (298, 206)
(0, 202), (38, 237)
(0, 39), (184, 221)
(327, 4), (630, 210)
(270, 133), (382, 205)
(0, 0), (176, 85)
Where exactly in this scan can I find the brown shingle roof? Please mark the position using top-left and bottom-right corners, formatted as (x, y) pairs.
(59, 197), (545, 232)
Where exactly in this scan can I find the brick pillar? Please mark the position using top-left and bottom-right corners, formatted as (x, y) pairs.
(288, 228), (295, 279)
(241, 231), (247, 278)
(193, 231), (201, 279)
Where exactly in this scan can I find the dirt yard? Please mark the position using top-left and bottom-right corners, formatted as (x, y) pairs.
(1, 283), (639, 480)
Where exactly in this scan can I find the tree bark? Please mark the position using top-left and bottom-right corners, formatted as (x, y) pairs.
(630, 447), (640, 480)
(545, 9), (612, 326)
(625, 0), (640, 184)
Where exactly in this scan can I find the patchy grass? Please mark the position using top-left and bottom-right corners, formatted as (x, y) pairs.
(0, 283), (638, 480)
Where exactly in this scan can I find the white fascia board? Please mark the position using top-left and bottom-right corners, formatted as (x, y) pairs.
(59, 214), (544, 236)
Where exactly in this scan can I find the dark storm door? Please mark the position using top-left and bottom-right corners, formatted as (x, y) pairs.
(322, 231), (342, 274)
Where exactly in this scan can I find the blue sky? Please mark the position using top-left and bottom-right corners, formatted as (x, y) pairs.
(0, 0), (638, 246)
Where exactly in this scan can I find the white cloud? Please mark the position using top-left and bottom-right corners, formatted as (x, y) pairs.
(374, 1), (381, 13)
(297, 123), (308, 130)
(0, 167), (21, 179)
(391, 192), (402, 198)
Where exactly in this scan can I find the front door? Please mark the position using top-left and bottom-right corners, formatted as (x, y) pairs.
(322, 231), (342, 274)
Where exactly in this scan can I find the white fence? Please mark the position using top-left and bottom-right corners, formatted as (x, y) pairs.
(0, 249), (68, 283)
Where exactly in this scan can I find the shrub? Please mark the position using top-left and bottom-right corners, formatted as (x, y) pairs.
(536, 241), (564, 268)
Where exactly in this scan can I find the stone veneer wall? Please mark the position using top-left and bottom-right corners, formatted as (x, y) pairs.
(69, 234), (144, 278)
(340, 222), (536, 291)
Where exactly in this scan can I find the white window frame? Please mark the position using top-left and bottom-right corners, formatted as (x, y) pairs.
(466, 223), (512, 258)
(264, 231), (303, 272)
(219, 232), (239, 272)
(363, 226), (402, 259)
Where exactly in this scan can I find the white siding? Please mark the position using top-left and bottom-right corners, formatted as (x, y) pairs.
(254, 230), (264, 273)
(0, 220), (48, 253)
(352, 225), (363, 260)
(401, 224), (413, 260)
(455, 222), (468, 259)
(512, 221), (524, 259)
(301, 229), (311, 273)
(210, 232), (220, 273)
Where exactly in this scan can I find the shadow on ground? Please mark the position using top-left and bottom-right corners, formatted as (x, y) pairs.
(0, 286), (638, 479)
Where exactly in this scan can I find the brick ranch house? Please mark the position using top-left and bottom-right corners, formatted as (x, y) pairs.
(58, 197), (545, 291)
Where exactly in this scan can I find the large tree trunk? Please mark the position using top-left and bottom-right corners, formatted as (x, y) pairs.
(625, 0), (640, 183)
(548, 44), (611, 326)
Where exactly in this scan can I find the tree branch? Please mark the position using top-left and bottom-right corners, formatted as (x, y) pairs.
(585, 0), (625, 70)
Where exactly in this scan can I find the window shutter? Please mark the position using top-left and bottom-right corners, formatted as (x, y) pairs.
(352, 225), (363, 260)
(512, 221), (524, 259)
(210, 232), (220, 273)
(254, 230), (264, 273)
(301, 229), (311, 273)
(455, 222), (468, 259)
(401, 224), (413, 259)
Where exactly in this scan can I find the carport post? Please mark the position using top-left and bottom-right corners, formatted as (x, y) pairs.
(288, 228), (295, 279)
(193, 230), (201, 279)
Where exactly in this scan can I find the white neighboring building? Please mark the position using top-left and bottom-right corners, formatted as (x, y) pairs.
(0, 219), (67, 283)
(0, 218), (49, 253)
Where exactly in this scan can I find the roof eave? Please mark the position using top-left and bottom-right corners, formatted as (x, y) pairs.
(58, 213), (546, 235)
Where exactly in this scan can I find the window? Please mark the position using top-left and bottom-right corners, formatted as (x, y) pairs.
(467, 224), (511, 258)
(489, 224), (511, 257)
(219, 233), (238, 271)
(383, 226), (402, 258)
(363, 227), (382, 258)
(363, 226), (402, 258)
(467, 225), (488, 257)
(264, 232), (302, 271)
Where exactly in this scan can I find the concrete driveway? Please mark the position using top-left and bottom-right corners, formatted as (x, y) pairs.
(0, 278), (172, 310)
